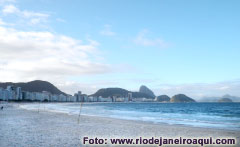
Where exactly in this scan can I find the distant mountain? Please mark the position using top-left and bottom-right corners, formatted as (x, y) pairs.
(91, 88), (128, 98)
(91, 88), (154, 98)
(170, 94), (195, 103)
(222, 94), (240, 102)
(156, 95), (170, 102)
(139, 85), (155, 98)
(132, 92), (154, 98)
(0, 80), (66, 95)
(199, 94), (240, 102)
(218, 98), (233, 103)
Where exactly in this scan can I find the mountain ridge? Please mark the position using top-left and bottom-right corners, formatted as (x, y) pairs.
(0, 80), (67, 95)
(139, 85), (155, 98)
(91, 87), (154, 98)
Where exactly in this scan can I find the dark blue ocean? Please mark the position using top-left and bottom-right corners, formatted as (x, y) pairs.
(21, 102), (240, 130)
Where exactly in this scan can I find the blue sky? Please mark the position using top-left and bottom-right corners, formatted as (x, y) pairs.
(0, 0), (240, 98)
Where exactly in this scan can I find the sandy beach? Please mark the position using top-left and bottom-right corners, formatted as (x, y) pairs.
(0, 104), (239, 147)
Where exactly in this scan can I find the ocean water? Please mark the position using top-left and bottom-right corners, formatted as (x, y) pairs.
(20, 102), (240, 130)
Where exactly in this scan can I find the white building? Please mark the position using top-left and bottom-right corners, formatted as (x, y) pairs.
(16, 87), (22, 100)
(98, 97), (112, 102)
(128, 93), (132, 101)
(70, 95), (77, 102)
(0, 88), (9, 100)
(42, 91), (51, 101)
(6, 86), (16, 100)
(35, 92), (44, 101)
(22, 91), (33, 101)
(88, 96), (98, 102)
(52, 94), (59, 102)
(59, 94), (67, 102)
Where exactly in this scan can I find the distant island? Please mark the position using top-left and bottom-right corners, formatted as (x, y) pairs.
(170, 94), (196, 103)
(155, 95), (170, 102)
(218, 98), (233, 103)
(199, 94), (240, 102)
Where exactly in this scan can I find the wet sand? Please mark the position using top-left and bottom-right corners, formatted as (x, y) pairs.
(0, 104), (239, 147)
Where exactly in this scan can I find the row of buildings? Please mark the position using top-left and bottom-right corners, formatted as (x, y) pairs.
(0, 86), (140, 102)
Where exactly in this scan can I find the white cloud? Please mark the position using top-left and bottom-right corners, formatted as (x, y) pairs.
(0, 18), (6, 25)
(0, 0), (15, 5)
(56, 18), (65, 23)
(2, 4), (17, 13)
(0, 26), (111, 87)
(0, 4), (116, 95)
(134, 29), (169, 48)
(56, 81), (112, 95)
(100, 24), (115, 36)
(2, 4), (49, 25)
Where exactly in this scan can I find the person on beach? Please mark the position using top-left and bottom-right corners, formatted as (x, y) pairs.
(1, 106), (3, 110)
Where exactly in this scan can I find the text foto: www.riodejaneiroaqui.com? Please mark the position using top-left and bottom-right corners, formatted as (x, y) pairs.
(82, 137), (236, 146)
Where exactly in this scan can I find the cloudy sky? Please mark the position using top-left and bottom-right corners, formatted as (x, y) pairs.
(0, 0), (240, 99)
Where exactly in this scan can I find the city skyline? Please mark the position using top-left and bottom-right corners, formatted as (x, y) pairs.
(0, 0), (240, 98)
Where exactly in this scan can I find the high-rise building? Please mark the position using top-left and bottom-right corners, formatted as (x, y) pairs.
(16, 87), (22, 100)
(128, 92), (132, 101)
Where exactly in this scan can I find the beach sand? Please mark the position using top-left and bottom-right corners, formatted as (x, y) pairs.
(0, 104), (239, 147)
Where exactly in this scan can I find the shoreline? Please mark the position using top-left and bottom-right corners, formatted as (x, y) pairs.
(0, 105), (239, 146)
